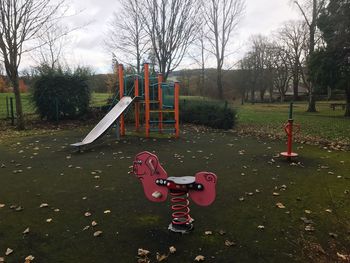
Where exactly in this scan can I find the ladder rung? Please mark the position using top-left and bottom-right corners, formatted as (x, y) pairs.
(150, 128), (176, 133)
(149, 109), (175, 113)
(149, 120), (176, 124)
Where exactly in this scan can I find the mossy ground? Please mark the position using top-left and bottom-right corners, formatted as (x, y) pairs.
(0, 125), (349, 262)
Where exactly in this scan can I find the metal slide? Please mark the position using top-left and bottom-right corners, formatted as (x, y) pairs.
(71, 96), (136, 147)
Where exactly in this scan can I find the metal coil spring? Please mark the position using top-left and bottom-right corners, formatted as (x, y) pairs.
(170, 191), (191, 225)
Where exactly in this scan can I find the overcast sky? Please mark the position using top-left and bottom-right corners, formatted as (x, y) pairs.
(21, 0), (302, 74)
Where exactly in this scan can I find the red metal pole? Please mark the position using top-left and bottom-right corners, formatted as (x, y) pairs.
(144, 64), (150, 138)
(174, 82), (180, 138)
(287, 120), (293, 155)
(158, 74), (163, 132)
(135, 77), (140, 131)
(118, 64), (125, 136)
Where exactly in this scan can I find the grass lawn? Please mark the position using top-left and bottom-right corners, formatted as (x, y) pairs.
(0, 125), (349, 262)
(0, 93), (112, 119)
(236, 101), (350, 145)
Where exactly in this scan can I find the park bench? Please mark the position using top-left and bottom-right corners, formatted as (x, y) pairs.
(329, 103), (346, 110)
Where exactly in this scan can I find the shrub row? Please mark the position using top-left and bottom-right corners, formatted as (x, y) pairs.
(32, 67), (91, 120)
(180, 100), (236, 130)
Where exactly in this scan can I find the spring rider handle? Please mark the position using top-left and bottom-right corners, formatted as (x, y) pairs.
(132, 151), (217, 234)
(281, 103), (300, 160)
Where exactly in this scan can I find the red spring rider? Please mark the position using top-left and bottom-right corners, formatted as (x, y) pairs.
(281, 102), (300, 160)
(132, 151), (217, 234)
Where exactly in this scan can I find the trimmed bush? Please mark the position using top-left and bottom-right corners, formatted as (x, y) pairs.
(180, 100), (236, 129)
(32, 67), (91, 120)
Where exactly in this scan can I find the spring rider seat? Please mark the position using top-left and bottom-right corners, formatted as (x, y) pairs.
(132, 151), (217, 234)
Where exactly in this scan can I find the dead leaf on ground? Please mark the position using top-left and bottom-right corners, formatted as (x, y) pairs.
(224, 240), (236, 247)
(93, 230), (103, 237)
(138, 248), (150, 257)
(276, 202), (286, 209)
(24, 255), (35, 262)
(156, 252), (168, 262)
(204, 231), (212, 235)
(5, 248), (13, 256)
(23, 227), (30, 234)
(194, 255), (205, 261)
(337, 252), (350, 261)
(169, 246), (176, 254)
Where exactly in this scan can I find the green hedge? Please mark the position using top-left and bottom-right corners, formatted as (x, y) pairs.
(180, 100), (236, 129)
(32, 67), (91, 120)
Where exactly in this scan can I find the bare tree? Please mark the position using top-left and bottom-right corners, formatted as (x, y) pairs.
(106, 0), (148, 74)
(278, 20), (308, 101)
(269, 43), (292, 102)
(189, 23), (210, 96)
(203, 0), (245, 99)
(0, 0), (65, 129)
(142, 0), (200, 80)
(293, 0), (327, 111)
(31, 22), (71, 69)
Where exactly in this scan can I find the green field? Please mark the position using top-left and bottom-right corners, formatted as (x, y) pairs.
(0, 92), (113, 119)
(236, 101), (350, 144)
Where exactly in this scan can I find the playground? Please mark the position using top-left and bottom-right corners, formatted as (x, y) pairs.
(0, 123), (349, 262)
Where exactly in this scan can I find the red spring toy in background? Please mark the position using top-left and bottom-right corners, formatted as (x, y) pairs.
(132, 151), (217, 234)
(280, 102), (301, 160)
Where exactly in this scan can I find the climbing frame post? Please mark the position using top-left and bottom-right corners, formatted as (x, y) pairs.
(174, 82), (180, 138)
(158, 73), (163, 132)
(118, 64), (125, 136)
(134, 76), (140, 131)
(144, 63), (150, 138)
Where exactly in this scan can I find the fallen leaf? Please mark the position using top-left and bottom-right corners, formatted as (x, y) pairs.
(5, 248), (13, 256)
(325, 209), (332, 213)
(0, 257), (4, 262)
(93, 230), (103, 237)
(224, 240), (236, 247)
(257, 225), (265, 230)
(204, 231), (212, 235)
(276, 202), (286, 209)
(0, 204), (5, 208)
(337, 252), (350, 261)
(46, 218), (53, 223)
(156, 253), (168, 262)
(91, 221), (98, 227)
(84, 212), (91, 217)
(169, 246), (176, 254)
(104, 210), (111, 214)
(272, 192), (280, 196)
(39, 203), (48, 208)
(25, 255), (35, 262)
(23, 227), (30, 234)
(218, 230), (226, 235)
(305, 225), (315, 232)
(82, 226), (90, 231)
(304, 210), (312, 214)
(194, 255), (205, 261)
(138, 248), (150, 257)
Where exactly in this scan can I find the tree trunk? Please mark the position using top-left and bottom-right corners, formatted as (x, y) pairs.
(11, 77), (25, 130)
(307, 87), (317, 112)
(250, 87), (255, 104)
(217, 67), (223, 99)
(280, 93), (285, 102)
(345, 81), (350, 117)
